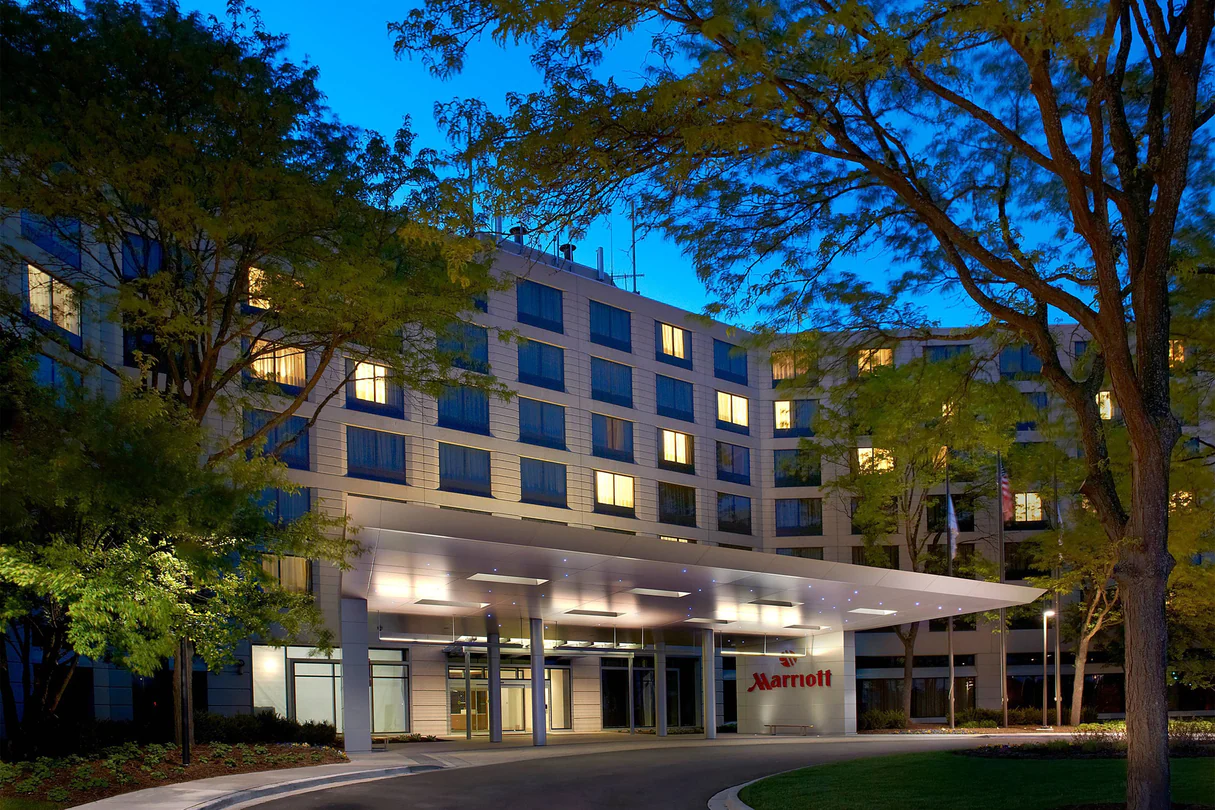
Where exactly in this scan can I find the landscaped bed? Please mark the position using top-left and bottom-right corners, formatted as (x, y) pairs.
(0, 741), (348, 807)
(737, 751), (1215, 810)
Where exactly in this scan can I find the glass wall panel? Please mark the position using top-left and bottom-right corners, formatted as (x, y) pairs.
(252, 645), (287, 716)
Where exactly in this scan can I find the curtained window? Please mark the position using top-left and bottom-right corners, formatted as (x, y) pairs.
(774, 399), (817, 437)
(774, 448), (820, 487)
(775, 498), (823, 536)
(347, 426), (407, 484)
(438, 323), (490, 373)
(716, 442), (750, 485)
(658, 482), (697, 527)
(438, 443), (492, 496)
(716, 493), (752, 534)
(245, 409), (310, 470)
(656, 374), (695, 422)
(592, 414), (633, 462)
(517, 280), (563, 332)
(655, 321), (692, 368)
(437, 385), (490, 433)
(713, 339), (748, 385)
(518, 340), (565, 391)
(520, 458), (567, 507)
(591, 357), (633, 407)
(589, 301), (631, 352)
(518, 398), (566, 449)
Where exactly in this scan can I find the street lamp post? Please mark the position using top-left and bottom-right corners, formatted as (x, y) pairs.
(1042, 610), (1055, 727)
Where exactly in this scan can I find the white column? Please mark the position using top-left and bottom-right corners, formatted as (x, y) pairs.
(701, 629), (717, 739)
(340, 597), (372, 753)
(656, 642), (668, 737)
(488, 633), (503, 743)
(530, 618), (547, 746)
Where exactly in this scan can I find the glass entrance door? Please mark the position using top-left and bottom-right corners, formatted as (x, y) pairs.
(501, 684), (528, 732)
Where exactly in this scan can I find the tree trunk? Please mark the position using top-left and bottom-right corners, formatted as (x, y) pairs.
(172, 639), (195, 748)
(1070, 634), (1091, 727)
(0, 629), (21, 759)
(899, 623), (919, 728)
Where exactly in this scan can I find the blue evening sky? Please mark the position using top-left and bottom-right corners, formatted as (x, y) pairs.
(183, 0), (985, 327)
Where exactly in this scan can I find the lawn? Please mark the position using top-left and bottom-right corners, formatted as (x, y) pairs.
(738, 752), (1215, 810)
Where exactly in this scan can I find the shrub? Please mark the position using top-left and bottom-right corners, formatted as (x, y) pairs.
(960, 719), (998, 729)
(859, 709), (907, 730)
(956, 708), (1002, 725)
(194, 711), (337, 746)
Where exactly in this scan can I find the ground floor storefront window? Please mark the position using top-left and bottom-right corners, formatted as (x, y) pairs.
(600, 656), (700, 729)
(857, 676), (975, 718)
(445, 655), (571, 733)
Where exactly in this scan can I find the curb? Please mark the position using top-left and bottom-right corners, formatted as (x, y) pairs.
(707, 777), (761, 810)
(190, 764), (442, 810)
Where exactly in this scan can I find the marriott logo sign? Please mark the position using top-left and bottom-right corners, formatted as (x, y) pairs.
(746, 669), (832, 692)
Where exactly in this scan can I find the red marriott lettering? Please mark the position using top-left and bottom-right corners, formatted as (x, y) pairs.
(746, 669), (832, 692)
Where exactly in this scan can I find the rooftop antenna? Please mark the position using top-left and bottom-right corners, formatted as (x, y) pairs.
(609, 202), (645, 292)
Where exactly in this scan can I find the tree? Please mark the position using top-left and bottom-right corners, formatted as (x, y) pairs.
(394, 1), (1212, 804)
(807, 343), (1021, 724)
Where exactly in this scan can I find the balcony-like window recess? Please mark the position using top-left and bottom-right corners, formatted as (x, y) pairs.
(927, 495), (974, 533)
(259, 487), (311, 524)
(591, 357), (633, 408)
(594, 471), (635, 517)
(592, 413), (634, 463)
(774, 399), (817, 438)
(589, 301), (632, 352)
(716, 441), (750, 485)
(517, 280), (564, 333)
(660, 429), (694, 473)
(713, 339), (748, 385)
(520, 458), (567, 508)
(248, 340), (306, 394)
(775, 498), (823, 537)
(26, 264), (81, 341)
(716, 391), (749, 434)
(656, 322), (692, 368)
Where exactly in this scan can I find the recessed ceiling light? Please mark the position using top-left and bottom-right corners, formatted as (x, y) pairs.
(566, 609), (626, 618)
(468, 573), (548, 586)
(749, 598), (803, 608)
(628, 587), (691, 598)
(414, 598), (491, 609)
(685, 617), (731, 625)
(848, 608), (898, 616)
(784, 624), (826, 630)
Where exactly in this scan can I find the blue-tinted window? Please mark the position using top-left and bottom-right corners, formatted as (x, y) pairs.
(591, 357), (633, 408)
(1000, 344), (1042, 378)
(774, 399), (817, 438)
(925, 344), (971, 363)
(774, 448), (821, 487)
(592, 413), (633, 462)
(34, 355), (82, 392)
(244, 409), (310, 470)
(519, 398), (566, 449)
(656, 374), (695, 422)
(589, 301), (631, 352)
(438, 323), (490, 373)
(437, 385), (490, 433)
(345, 359), (405, 417)
(927, 495), (975, 533)
(716, 442), (750, 485)
(717, 493), (752, 535)
(1018, 391), (1048, 431)
(713, 339), (748, 385)
(21, 211), (81, 269)
(518, 340), (565, 391)
(472, 294), (489, 313)
(259, 487), (312, 523)
(346, 426), (407, 484)
(775, 498), (823, 536)
(658, 482), (697, 527)
(517, 280), (563, 332)
(1074, 340), (1089, 359)
(520, 458), (567, 507)
(438, 443), (492, 496)
(122, 233), (163, 279)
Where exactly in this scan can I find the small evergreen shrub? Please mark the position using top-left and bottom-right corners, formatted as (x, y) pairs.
(859, 709), (907, 730)
(194, 711), (337, 746)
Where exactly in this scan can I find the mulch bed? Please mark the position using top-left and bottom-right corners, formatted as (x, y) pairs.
(0, 741), (348, 807)
(1056, 805), (1215, 809)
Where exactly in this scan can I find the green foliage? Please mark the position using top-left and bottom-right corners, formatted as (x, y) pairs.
(194, 711), (338, 747)
(859, 709), (907, 730)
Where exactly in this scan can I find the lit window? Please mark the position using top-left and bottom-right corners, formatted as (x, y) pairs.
(934, 445), (948, 468)
(594, 471), (635, 511)
(1096, 391), (1114, 420)
(248, 266), (269, 309)
(352, 361), (388, 404)
(856, 446), (894, 472)
(660, 535), (692, 543)
(262, 554), (311, 593)
(775, 400), (791, 430)
(856, 347), (893, 373)
(660, 323), (687, 359)
(1014, 492), (1044, 523)
(1170, 491), (1193, 510)
(1169, 340), (1186, 367)
(941, 401), (955, 418)
(27, 264), (80, 335)
(250, 340), (306, 388)
(716, 391), (748, 428)
(661, 429), (692, 466)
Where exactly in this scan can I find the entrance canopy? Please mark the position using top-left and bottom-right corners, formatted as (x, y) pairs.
(343, 498), (1043, 646)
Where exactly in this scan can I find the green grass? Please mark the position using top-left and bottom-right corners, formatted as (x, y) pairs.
(738, 752), (1215, 810)
(0, 798), (62, 810)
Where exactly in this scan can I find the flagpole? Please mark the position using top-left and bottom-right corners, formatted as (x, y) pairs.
(946, 452), (955, 730)
(997, 452), (1008, 728)
(1053, 466), (1063, 727)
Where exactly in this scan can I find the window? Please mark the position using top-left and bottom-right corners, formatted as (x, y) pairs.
(999, 344), (1042, 378)
(1012, 492), (1046, 526)
(248, 340), (306, 393)
(520, 458), (567, 507)
(661, 535), (696, 544)
(716, 391), (749, 434)
(1074, 340), (1089, 359)
(656, 375), (695, 422)
(716, 442), (750, 485)
(438, 443), (492, 497)
(589, 301), (631, 352)
(660, 429), (694, 473)
(774, 399), (817, 437)
(1096, 391), (1114, 420)
(1169, 340), (1186, 367)
(856, 446), (894, 472)
(655, 322), (692, 368)
(594, 471), (635, 516)
(925, 344), (970, 363)
(519, 398), (565, 449)
(517, 280), (563, 332)
(246, 266), (270, 310)
(716, 493), (752, 534)
(713, 339), (748, 385)
(438, 323), (490, 374)
(771, 351), (814, 387)
(854, 347), (893, 375)
(658, 482), (697, 527)
(245, 410), (310, 470)
(774, 448), (821, 487)
(346, 426), (407, 484)
(929, 614), (977, 632)
(21, 211), (80, 269)
(259, 487), (311, 523)
(518, 340), (565, 391)
(1004, 542), (1045, 580)
(437, 385), (490, 433)
(592, 413), (634, 462)
(472, 294), (489, 313)
(927, 495), (974, 533)
(775, 498), (823, 536)
(1018, 391), (1048, 431)
(777, 547), (824, 560)
(591, 357), (633, 407)
(122, 233), (162, 279)
(345, 360), (405, 417)
(26, 264), (80, 340)
(852, 545), (900, 569)
(261, 555), (311, 593)
(34, 355), (81, 391)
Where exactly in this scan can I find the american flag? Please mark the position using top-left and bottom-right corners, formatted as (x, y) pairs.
(998, 459), (1013, 523)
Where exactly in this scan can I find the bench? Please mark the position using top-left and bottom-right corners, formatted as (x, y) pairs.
(764, 723), (814, 736)
(371, 735), (392, 751)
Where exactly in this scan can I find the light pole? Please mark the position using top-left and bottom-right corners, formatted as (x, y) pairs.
(1042, 610), (1055, 727)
